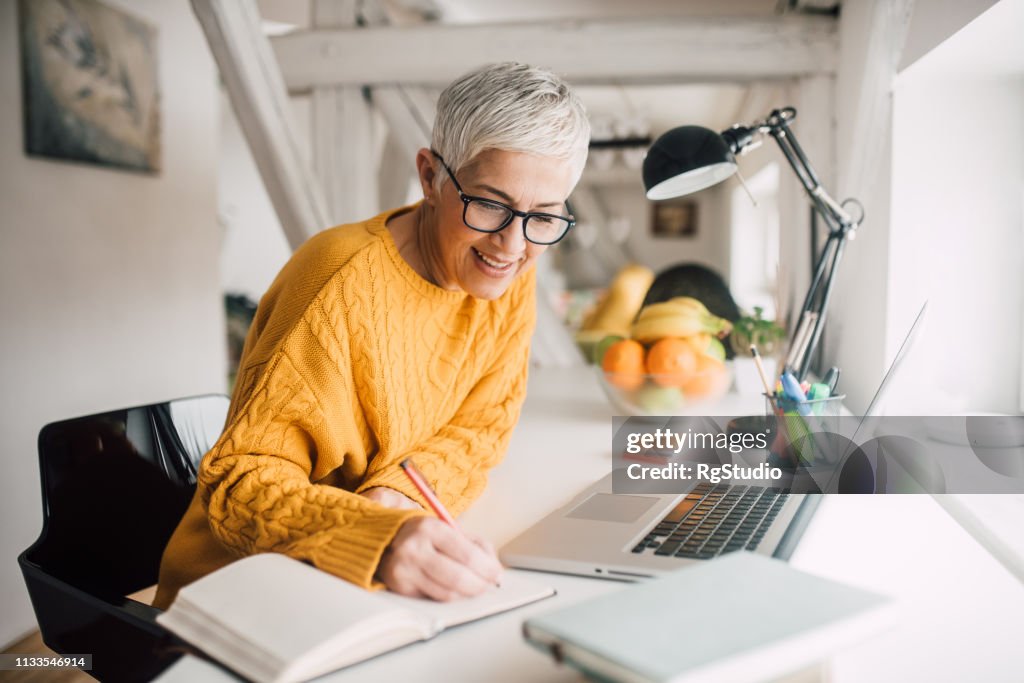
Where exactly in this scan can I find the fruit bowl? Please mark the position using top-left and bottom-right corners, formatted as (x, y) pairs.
(589, 296), (736, 415)
(596, 363), (733, 416)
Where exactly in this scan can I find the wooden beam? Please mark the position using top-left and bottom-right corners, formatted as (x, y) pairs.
(312, 86), (380, 224)
(729, 82), (787, 130)
(315, 2), (436, 219)
(312, 0), (358, 26)
(377, 130), (415, 210)
(371, 86), (429, 211)
(312, 0), (380, 224)
(272, 16), (839, 90)
(191, 0), (330, 250)
(371, 86), (434, 159)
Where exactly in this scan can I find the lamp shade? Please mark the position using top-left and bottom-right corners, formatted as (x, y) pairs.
(643, 126), (737, 200)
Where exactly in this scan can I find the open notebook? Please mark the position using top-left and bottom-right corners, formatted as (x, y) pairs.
(157, 553), (554, 683)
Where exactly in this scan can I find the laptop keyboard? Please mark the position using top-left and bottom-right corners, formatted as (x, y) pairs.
(630, 483), (789, 559)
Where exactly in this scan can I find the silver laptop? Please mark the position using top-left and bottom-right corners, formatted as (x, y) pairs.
(501, 304), (927, 580)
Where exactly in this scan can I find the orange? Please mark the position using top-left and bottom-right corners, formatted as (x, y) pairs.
(645, 337), (698, 387)
(601, 339), (646, 390)
(682, 354), (729, 398)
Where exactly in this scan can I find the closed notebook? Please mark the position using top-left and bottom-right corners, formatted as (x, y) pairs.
(523, 552), (896, 683)
(157, 553), (554, 683)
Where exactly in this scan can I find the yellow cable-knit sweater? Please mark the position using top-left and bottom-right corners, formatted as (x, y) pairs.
(153, 204), (536, 609)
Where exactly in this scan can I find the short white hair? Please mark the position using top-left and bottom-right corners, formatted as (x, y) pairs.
(431, 62), (590, 191)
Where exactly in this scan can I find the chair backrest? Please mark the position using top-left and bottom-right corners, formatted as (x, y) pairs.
(19, 395), (229, 680)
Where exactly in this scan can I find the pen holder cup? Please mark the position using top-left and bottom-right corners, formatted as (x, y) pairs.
(764, 394), (845, 467)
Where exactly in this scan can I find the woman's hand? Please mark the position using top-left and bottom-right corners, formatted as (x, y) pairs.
(377, 517), (504, 601)
(360, 486), (421, 510)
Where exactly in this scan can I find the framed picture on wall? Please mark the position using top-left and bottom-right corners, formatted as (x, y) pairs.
(18, 0), (161, 173)
(650, 199), (698, 238)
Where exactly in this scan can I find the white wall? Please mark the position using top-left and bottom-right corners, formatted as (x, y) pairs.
(898, 0), (1000, 71)
(823, 0), (1024, 411)
(823, 0), (904, 413)
(825, 0), (1018, 414)
(885, 37), (1023, 412)
(612, 182), (731, 277)
(728, 162), (780, 316)
(0, 0), (224, 646)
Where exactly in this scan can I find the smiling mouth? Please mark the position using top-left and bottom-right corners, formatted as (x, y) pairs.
(472, 247), (519, 271)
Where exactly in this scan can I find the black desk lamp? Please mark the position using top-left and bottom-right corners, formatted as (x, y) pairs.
(642, 107), (864, 381)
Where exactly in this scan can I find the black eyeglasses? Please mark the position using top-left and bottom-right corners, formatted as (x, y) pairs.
(432, 151), (575, 245)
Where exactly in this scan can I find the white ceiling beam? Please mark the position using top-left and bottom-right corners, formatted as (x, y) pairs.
(272, 16), (838, 90)
(729, 82), (789, 129)
(312, 0), (380, 225)
(192, 0), (330, 250)
(372, 86), (432, 158)
(377, 131), (414, 210)
(312, 0), (358, 26)
(368, 85), (429, 213)
(312, 86), (380, 224)
(352, 2), (438, 212)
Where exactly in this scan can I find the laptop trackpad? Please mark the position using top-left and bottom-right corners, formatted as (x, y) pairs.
(565, 494), (659, 523)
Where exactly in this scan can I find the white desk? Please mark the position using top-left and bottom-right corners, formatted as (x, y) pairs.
(159, 366), (1024, 683)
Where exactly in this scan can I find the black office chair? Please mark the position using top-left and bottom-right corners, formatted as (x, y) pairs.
(18, 395), (229, 682)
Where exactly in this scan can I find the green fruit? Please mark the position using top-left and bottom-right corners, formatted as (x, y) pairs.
(575, 330), (604, 363)
(593, 334), (626, 365)
(635, 385), (685, 414)
(706, 338), (726, 361)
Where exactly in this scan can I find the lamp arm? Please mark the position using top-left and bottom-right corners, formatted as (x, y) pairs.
(796, 229), (841, 326)
(779, 129), (851, 379)
(739, 108), (863, 380)
(796, 236), (848, 380)
(722, 107), (864, 379)
(764, 109), (858, 235)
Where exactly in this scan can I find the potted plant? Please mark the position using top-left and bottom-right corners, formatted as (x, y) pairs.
(730, 307), (785, 357)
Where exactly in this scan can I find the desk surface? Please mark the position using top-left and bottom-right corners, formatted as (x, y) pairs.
(158, 366), (1024, 683)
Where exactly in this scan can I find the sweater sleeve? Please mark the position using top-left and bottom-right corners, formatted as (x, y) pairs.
(199, 308), (426, 589)
(355, 275), (537, 516)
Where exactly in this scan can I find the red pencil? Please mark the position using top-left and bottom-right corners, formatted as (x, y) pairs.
(400, 458), (458, 528)
(401, 459), (503, 588)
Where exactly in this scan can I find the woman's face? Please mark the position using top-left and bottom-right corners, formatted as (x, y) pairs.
(422, 148), (576, 301)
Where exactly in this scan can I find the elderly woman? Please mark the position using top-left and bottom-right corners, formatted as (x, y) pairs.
(153, 62), (590, 608)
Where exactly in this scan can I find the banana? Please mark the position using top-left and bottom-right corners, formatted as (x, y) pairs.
(634, 301), (688, 321)
(668, 296), (711, 316)
(635, 297), (710, 322)
(631, 315), (707, 343)
(631, 299), (732, 343)
(580, 264), (654, 335)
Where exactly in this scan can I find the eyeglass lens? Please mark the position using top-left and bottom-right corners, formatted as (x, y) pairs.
(464, 199), (571, 244)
